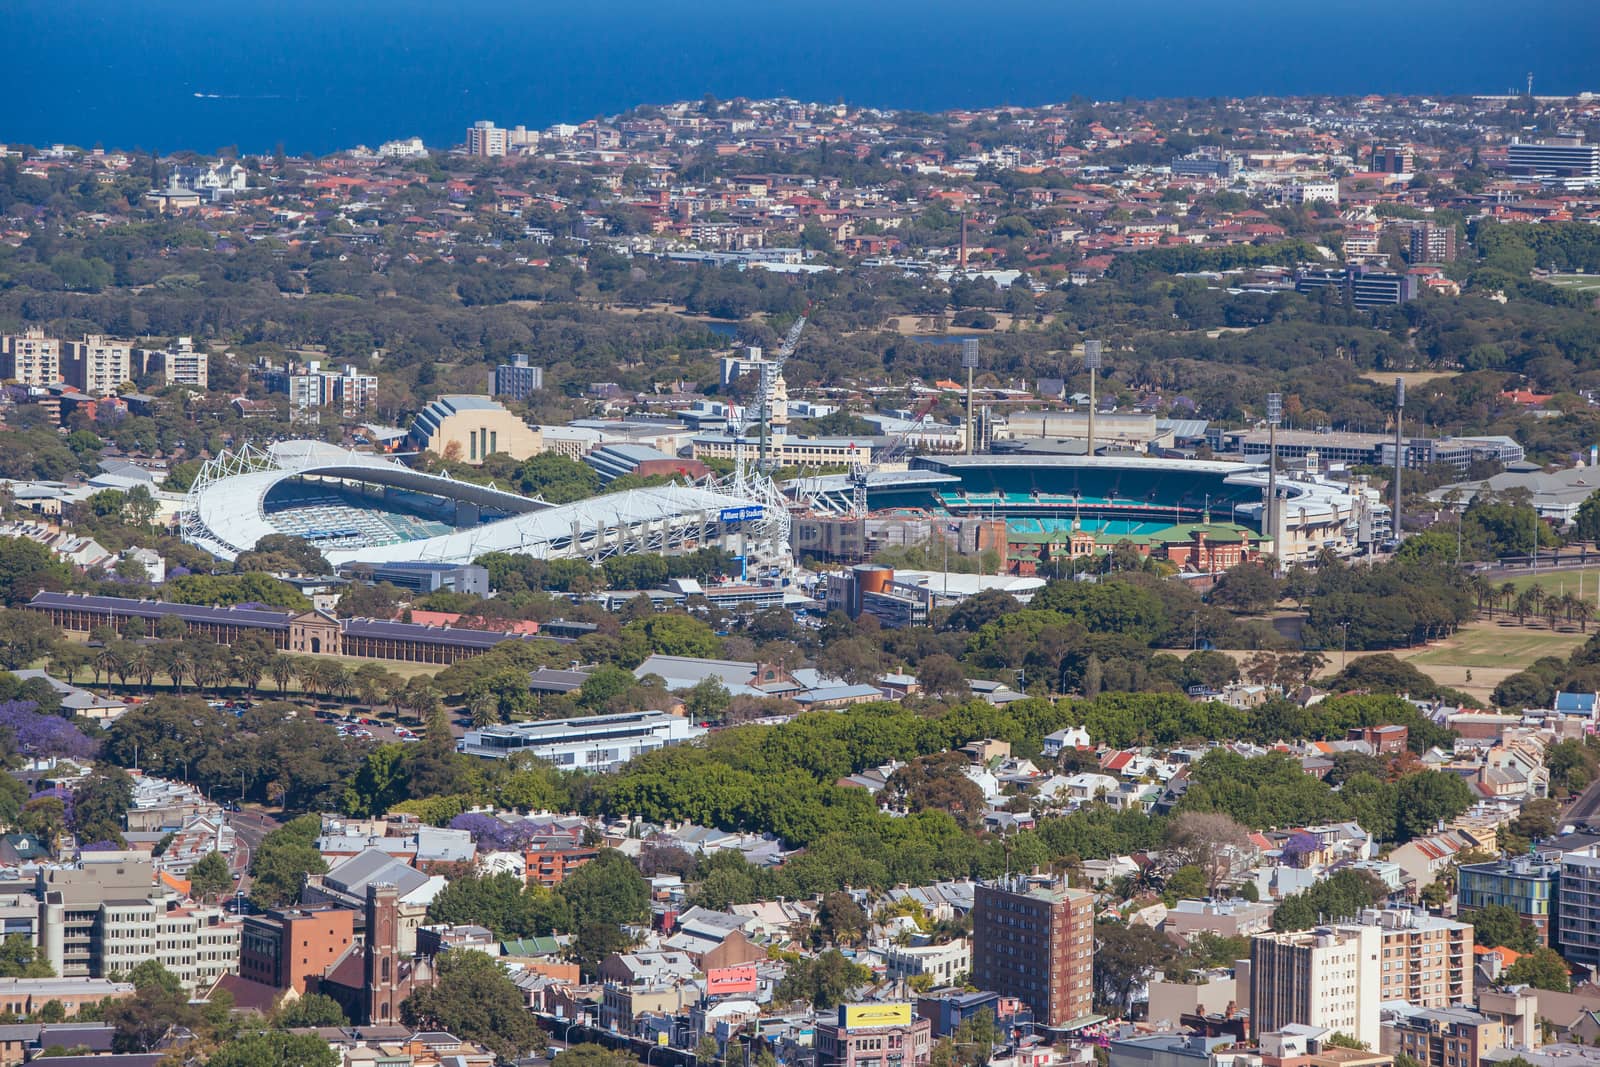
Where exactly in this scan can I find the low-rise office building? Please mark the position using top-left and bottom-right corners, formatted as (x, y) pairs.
(457, 711), (707, 769)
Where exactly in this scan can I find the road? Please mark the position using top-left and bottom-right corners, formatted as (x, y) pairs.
(226, 807), (282, 899)
(1563, 778), (1600, 827)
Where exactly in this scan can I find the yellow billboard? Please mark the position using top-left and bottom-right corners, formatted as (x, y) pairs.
(841, 1004), (912, 1029)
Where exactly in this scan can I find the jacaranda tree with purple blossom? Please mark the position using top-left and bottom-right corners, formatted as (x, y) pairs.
(0, 701), (97, 762)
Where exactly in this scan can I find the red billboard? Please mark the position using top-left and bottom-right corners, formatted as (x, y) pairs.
(705, 964), (758, 996)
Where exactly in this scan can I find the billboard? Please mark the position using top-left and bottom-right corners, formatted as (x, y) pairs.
(840, 1004), (913, 1029)
(719, 505), (764, 523)
(705, 964), (758, 997)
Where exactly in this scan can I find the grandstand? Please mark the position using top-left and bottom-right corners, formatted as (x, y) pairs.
(262, 481), (456, 551)
(181, 440), (786, 570)
(787, 454), (1367, 565)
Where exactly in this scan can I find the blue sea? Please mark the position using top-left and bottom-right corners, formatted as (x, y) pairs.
(4, 0), (1597, 156)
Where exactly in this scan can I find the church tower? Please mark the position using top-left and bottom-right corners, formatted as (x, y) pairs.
(364, 883), (401, 1025)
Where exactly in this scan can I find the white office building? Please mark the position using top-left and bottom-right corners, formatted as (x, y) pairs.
(457, 711), (706, 769)
(1251, 925), (1381, 1048)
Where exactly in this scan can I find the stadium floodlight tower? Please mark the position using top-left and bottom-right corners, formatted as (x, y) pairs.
(1083, 340), (1103, 457)
(1266, 392), (1283, 551)
(961, 338), (981, 455)
(1393, 377), (1405, 550)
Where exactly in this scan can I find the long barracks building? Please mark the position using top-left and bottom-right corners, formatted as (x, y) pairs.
(27, 591), (563, 666)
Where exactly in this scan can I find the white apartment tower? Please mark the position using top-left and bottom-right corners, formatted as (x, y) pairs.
(1, 328), (61, 386)
(63, 335), (132, 396)
(466, 120), (508, 158)
(143, 337), (209, 389)
(1250, 925), (1381, 1048)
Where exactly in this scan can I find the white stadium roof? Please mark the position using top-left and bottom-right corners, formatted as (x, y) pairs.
(181, 441), (771, 567)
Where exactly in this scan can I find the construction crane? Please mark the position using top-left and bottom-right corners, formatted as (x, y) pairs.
(849, 394), (938, 518)
(729, 308), (810, 485)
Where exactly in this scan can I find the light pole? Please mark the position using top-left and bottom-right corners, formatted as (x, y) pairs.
(961, 339), (979, 455)
(1393, 377), (1405, 545)
(1084, 340), (1103, 457)
(1266, 392), (1282, 562)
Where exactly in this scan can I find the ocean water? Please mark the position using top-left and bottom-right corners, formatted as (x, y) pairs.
(4, 0), (1597, 155)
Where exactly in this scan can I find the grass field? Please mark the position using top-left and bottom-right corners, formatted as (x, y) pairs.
(1494, 568), (1600, 598)
(1547, 274), (1600, 293)
(1380, 617), (1590, 702)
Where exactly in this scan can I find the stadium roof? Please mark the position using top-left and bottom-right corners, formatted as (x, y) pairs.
(184, 441), (766, 566)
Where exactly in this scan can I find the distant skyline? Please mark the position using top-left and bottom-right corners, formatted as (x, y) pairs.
(4, 0), (1598, 155)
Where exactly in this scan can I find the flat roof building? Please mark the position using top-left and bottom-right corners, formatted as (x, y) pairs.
(458, 711), (707, 769)
(971, 874), (1094, 1030)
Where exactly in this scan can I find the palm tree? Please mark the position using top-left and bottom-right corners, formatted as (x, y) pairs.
(1499, 582), (1517, 617)
(94, 645), (120, 687)
(268, 655), (296, 694)
(1577, 600), (1594, 633)
(1514, 589), (1537, 625)
(1545, 599), (1562, 631)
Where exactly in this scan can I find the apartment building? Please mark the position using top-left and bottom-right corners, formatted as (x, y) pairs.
(1365, 907), (1472, 1008)
(156, 905), (241, 990)
(883, 939), (972, 987)
(492, 353), (544, 400)
(1381, 1005), (1506, 1067)
(1286, 181), (1340, 205)
(277, 361), (379, 416)
(466, 120), (508, 157)
(0, 329), (60, 386)
(139, 337), (209, 388)
(1371, 146), (1416, 173)
(1557, 846), (1600, 967)
(62, 335), (132, 396)
(1409, 222), (1457, 264)
(1458, 854), (1558, 945)
(971, 874), (1094, 1029)
(93, 899), (159, 977)
(1250, 925), (1381, 1049)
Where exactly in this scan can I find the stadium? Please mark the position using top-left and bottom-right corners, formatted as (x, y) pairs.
(180, 441), (785, 569)
(790, 454), (1366, 566)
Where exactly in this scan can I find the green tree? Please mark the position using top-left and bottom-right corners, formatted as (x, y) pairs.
(188, 851), (234, 903)
(73, 767), (134, 845)
(272, 992), (349, 1028)
(400, 950), (544, 1060)
(249, 814), (328, 909)
(774, 949), (871, 1008)
(209, 1031), (339, 1067)
(557, 849), (648, 929)
(1466, 903), (1540, 954)
(0, 538), (71, 606)
(0, 609), (59, 670)
(1503, 945), (1571, 991)
(0, 934), (54, 978)
(343, 744), (412, 818)
(427, 871), (571, 940)
(1396, 772), (1474, 841)
(1094, 921), (1180, 1014)
(1576, 491), (1600, 544)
